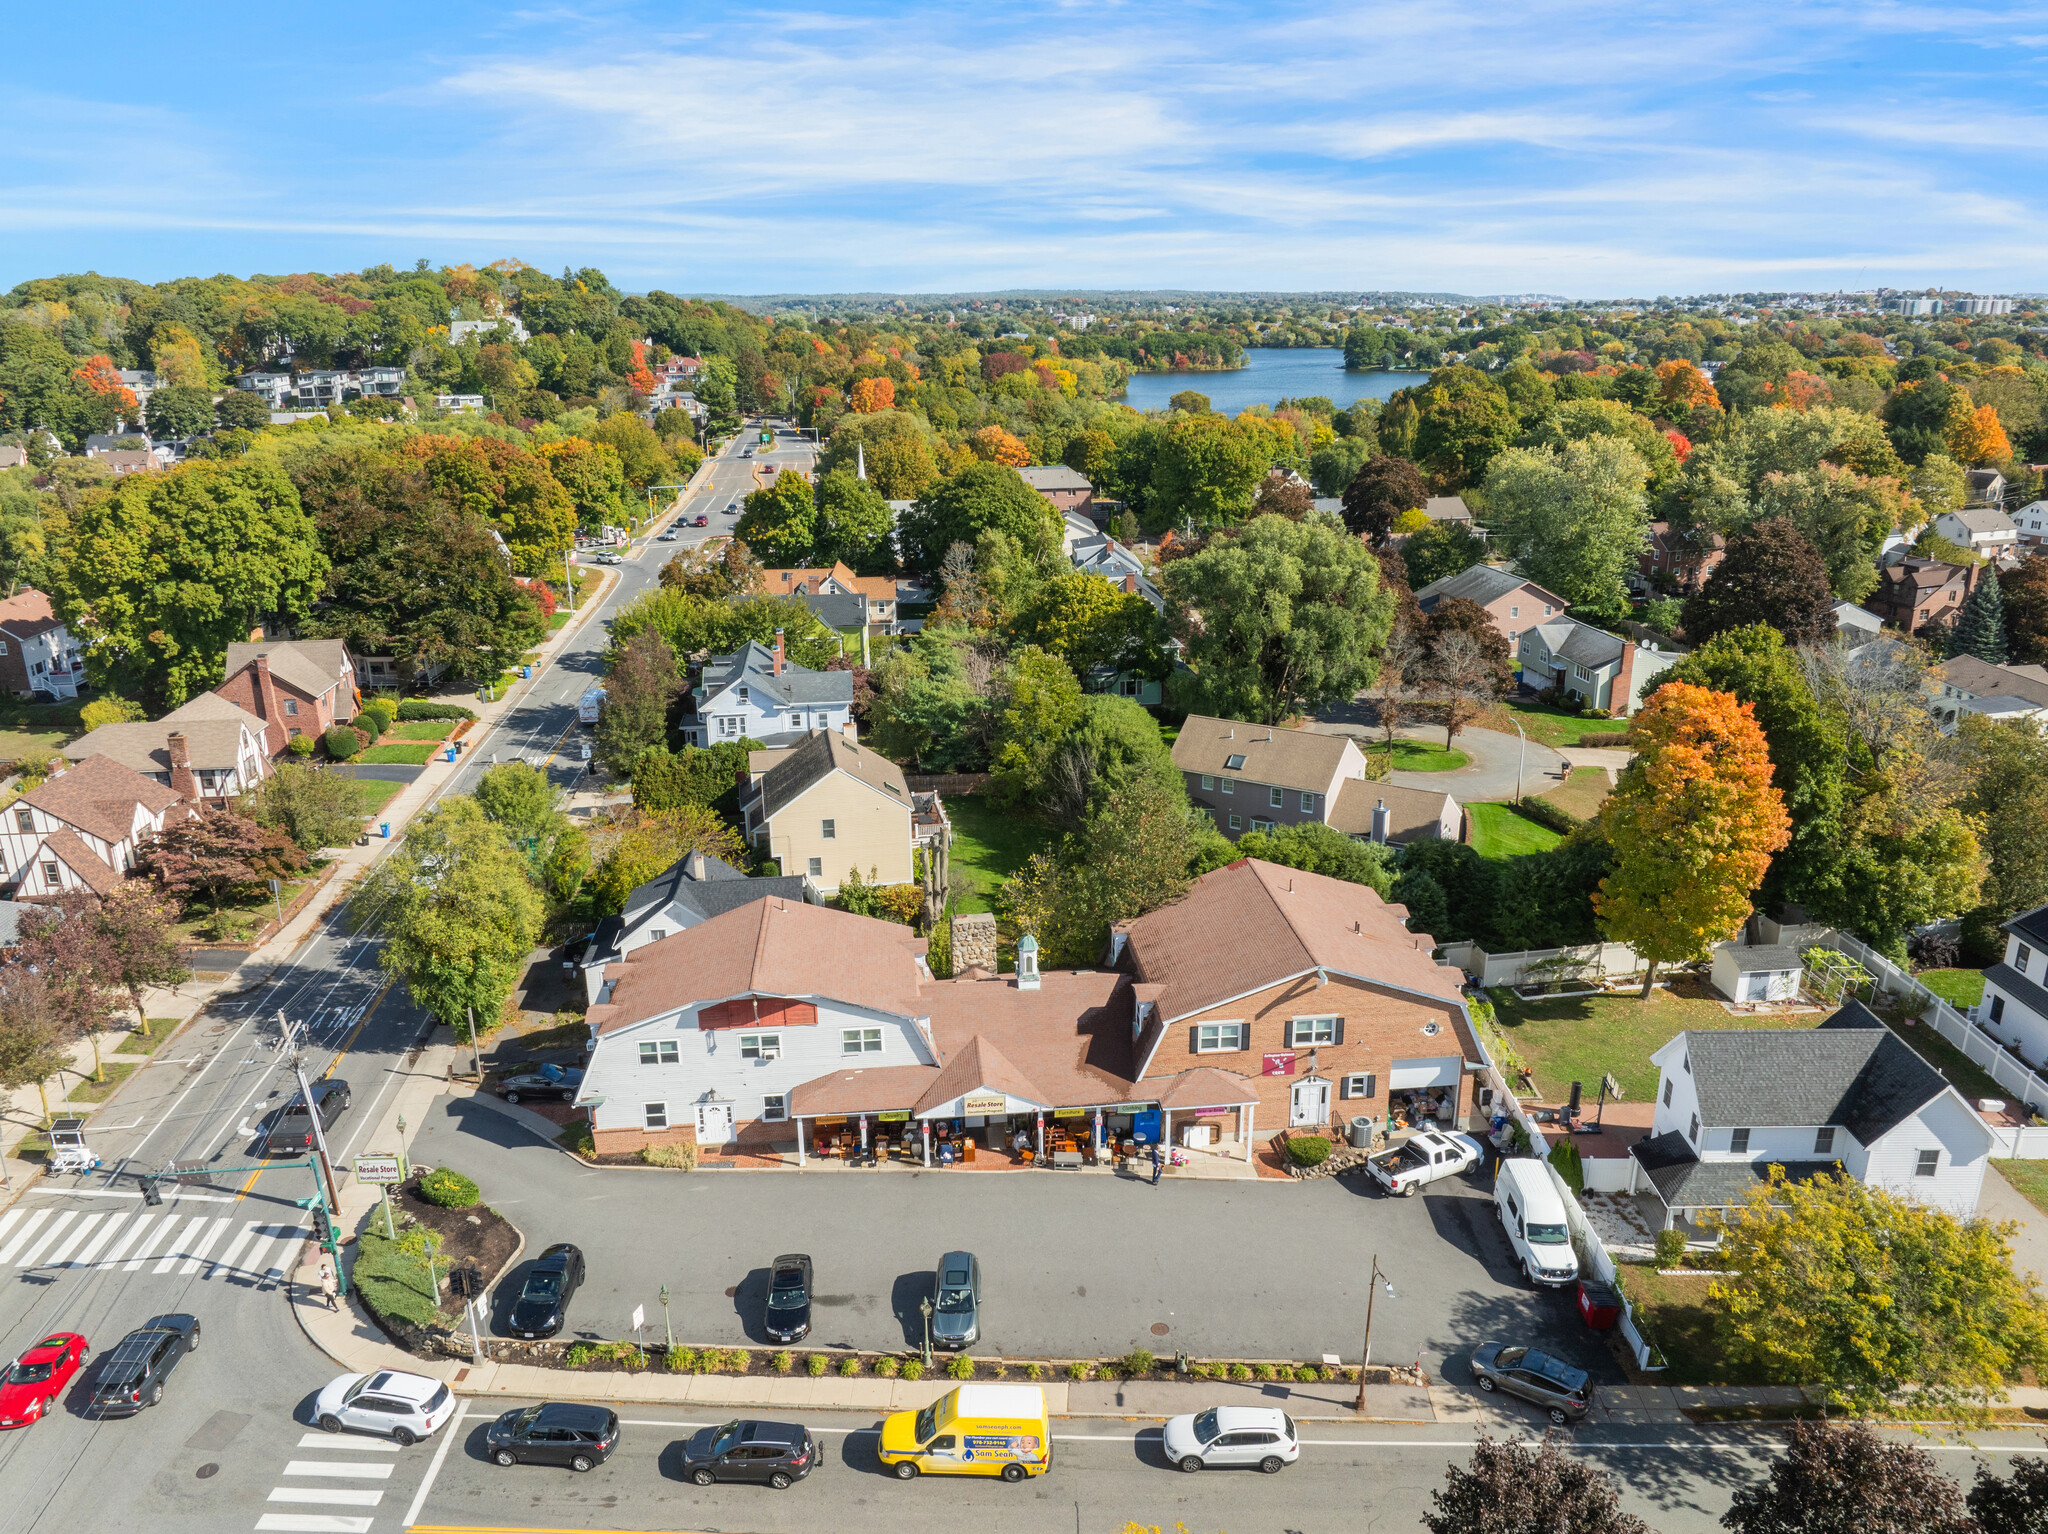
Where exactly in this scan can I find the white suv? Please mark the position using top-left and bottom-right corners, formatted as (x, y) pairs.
(313, 1370), (457, 1445)
(1160, 1405), (1299, 1474)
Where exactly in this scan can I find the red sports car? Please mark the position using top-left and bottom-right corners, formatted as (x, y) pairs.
(0, 1333), (88, 1427)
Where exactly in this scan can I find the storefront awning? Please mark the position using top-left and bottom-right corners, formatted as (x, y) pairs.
(1157, 1066), (1260, 1109)
(789, 1064), (938, 1118)
(1389, 1056), (1462, 1090)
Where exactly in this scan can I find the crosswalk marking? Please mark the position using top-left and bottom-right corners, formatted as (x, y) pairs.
(178, 1217), (234, 1274)
(0, 1210), (48, 1264)
(154, 1216), (211, 1274)
(266, 1488), (383, 1506)
(17, 1211), (77, 1268)
(101, 1212), (161, 1267)
(295, 1433), (400, 1450)
(69, 1214), (125, 1267)
(43, 1213), (103, 1267)
(125, 1213), (180, 1270)
(254, 1516), (374, 1533)
(210, 1222), (258, 1275)
(281, 1460), (395, 1480)
(0, 1210), (23, 1250)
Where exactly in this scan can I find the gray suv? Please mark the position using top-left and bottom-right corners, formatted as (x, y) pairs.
(929, 1251), (980, 1350)
(1469, 1342), (1593, 1425)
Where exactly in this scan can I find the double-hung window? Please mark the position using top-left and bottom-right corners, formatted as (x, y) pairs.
(1814, 1127), (1836, 1155)
(1200, 774), (1214, 791)
(2020, 943), (2035, 973)
(1729, 1127), (1751, 1154)
(740, 1033), (781, 1060)
(1269, 786), (1284, 809)
(1220, 777), (1235, 795)
(762, 1095), (788, 1122)
(842, 1027), (883, 1055)
(1195, 1022), (1246, 1053)
(1288, 1016), (1337, 1047)
(1228, 813), (1242, 831)
(1916, 1148), (1940, 1178)
(808, 857), (823, 877)
(821, 818), (836, 841)
(1300, 792), (1316, 814)
(718, 716), (741, 738)
(639, 1039), (680, 1066)
(1688, 1113), (1700, 1143)
(644, 1102), (668, 1130)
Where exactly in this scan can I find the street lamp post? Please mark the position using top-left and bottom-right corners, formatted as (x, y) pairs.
(919, 1295), (934, 1369)
(660, 1284), (673, 1353)
(1355, 1253), (1396, 1411)
(1510, 716), (1527, 803)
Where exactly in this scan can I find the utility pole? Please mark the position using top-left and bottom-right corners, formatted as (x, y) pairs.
(280, 1011), (342, 1217)
(564, 548), (575, 615)
(1355, 1253), (1395, 1410)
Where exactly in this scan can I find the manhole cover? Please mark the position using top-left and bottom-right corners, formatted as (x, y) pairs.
(1150, 1323), (1171, 1337)
(195, 1464), (219, 1480)
(724, 1286), (737, 1297)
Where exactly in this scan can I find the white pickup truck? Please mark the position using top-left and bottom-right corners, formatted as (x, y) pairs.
(1364, 1129), (1486, 1197)
(577, 686), (606, 726)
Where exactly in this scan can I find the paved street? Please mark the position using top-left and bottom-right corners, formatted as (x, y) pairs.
(414, 1092), (1621, 1396)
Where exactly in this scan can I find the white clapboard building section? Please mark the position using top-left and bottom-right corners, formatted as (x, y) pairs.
(0, 1205), (307, 1284)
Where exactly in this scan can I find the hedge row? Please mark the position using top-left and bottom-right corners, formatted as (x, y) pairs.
(1514, 796), (1584, 835)
(398, 700), (478, 722)
(1576, 731), (1631, 748)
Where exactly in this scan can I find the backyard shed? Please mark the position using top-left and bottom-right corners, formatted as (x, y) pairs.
(1709, 943), (1804, 1004)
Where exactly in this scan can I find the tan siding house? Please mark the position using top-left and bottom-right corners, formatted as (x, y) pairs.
(740, 730), (947, 895)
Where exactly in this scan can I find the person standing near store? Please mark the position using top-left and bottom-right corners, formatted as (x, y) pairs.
(1149, 1142), (1163, 1185)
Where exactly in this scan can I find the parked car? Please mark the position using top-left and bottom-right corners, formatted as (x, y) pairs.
(486, 1402), (620, 1471)
(494, 1063), (584, 1104)
(930, 1251), (980, 1350)
(265, 1079), (351, 1155)
(678, 1419), (817, 1489)
(763, 1254), (812, 1343)
(1365, 1129), (1485, 1197)
(1469, 1342), (1594, 1425)
(0, 1333), (88, 1428)
(1160, 1405), (1299, 1474)
(509, 1243), (585, 1339)
(313, 1369), (457, 1444)
(89, 1315), (198, 1416)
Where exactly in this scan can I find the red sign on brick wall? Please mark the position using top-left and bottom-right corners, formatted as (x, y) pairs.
(1262, 1052), (1296, 1077)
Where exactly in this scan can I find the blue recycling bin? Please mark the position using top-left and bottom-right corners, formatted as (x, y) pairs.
(444, 745), (458, 763)
(380, 822), (391, 839)
(1131, 1109), (1163, 1145)
(520, 665), (531, 679)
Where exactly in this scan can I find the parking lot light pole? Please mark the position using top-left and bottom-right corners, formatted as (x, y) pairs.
(1355, 1254), (1395, 1411)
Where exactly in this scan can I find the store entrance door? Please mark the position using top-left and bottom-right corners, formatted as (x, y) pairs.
(1290, 1077), (1329, 1128)
(696, 1100), (734, 1146)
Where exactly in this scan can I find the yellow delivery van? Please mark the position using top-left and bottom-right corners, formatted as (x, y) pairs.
(878, 1383), (1051, 1481)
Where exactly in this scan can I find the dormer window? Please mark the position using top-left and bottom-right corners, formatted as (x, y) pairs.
(736, 685), (749, 703)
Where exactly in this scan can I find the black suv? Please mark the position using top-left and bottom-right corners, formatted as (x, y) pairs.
(763, 1254), (812, 1343)
(91, 1314), (199, 1416)
(679, 1419), (817, 1489)
(486, 1402), (620, 1471)
(265, 1080), (351, 1156)
(508, 1244), (585, 1339)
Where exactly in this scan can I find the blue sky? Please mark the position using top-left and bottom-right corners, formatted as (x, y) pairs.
(2, 1), (2043, 297)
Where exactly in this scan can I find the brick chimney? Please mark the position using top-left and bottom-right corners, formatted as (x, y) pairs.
(772, 628), (784, 676)
(1612, 639), (1639, 719)
(1122, 575), (1138, 595)
(167, 731), (199, 801)
(252, 653), (287, 754)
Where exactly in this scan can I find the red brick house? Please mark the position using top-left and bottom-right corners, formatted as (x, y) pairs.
(1866, 558), (1979, 636)
(1016, 465), (1095, 516)
(1637, 520), (1726, 594)
(214, 638), (360, 754)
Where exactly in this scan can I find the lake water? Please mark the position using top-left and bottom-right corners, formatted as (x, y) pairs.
(1114, 348), (1422, 414)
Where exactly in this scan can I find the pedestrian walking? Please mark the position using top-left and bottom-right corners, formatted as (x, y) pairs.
(1150, 1143), (1163, 1186)
(319, 1261), (339, 1312)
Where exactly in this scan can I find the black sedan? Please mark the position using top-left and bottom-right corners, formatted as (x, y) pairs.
(763, 1254), (812, 1343)
(679, 1419), (817, 1489)
(1470, 1342), (1594, 1425)
(90, 1314), (199, 1416)
(487, 1402), (619, 1471)
(508, 1244), (585, 1340)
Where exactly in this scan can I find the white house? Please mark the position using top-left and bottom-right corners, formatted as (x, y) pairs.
(1629, 1002), (1994, 1230)
(2015, 500), (2048, 552)
(0, 754), (188, 899)
(63, 694), (272, 803)
(1980, 903), (2048, 1070)
(573, 849), (814, 1003)
(0, 590), (85, 700)
(1933, 507), (2020, 561)
(1708, 942), (1804, 1004)
(1930, 655), (2048, 729)
(683, 633), (855, 748)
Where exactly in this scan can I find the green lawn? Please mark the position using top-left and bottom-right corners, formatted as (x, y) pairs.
(116, 1025), (179, 1055)
(65, 1060), (138, 1104)
(1888, 1014), (2007, 1104)
(946, 794), (1056, 916)
(1493, 988), (1819, 1104)
(1617, 1268), (1750, 1385)
(1467, 802), (1562, 860)
(360, 742), (437, 765)
(1918, 968), (1986, 1010)
(0, 724), (75, 762)
(353, 778), (406, 817)
(1501, 700), (1628, 749)
(386, 720), (455, 742)
(1540, 766), (1611, 820)
(1993, 1159), (2048, 1222)
(1380, 740), (1469, 772)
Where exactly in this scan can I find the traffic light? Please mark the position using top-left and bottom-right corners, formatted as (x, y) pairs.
(141, 1177), (162, 1207)
(312, 1206), (333, 1246)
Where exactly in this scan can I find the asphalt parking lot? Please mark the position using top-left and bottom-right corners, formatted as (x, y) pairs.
(411, 1095), (1621, 1385)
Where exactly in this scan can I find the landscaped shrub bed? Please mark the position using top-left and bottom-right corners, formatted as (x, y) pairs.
(418, 1167), (481, 1208)
(398, 700), (478, 721)
(1285, 1134), (1332, 1166)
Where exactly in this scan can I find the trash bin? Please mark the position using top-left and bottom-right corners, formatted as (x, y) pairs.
(1577, 1280), (1621, 1331)
(444, 745), (458, 763)
(379, 822), (391, 839)
(1348, 1116), (1375, 1149)
(520, 665), (531, 679)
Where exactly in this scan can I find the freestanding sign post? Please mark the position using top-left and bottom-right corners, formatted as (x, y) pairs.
(354, 1154), (404, 1238)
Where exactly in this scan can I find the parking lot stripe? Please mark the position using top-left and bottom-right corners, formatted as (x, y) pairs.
(294, 1433), (400, 1450)
(266, 1488), (384, 1506)
(280, 1460), (395, 1479)
(402, 1402), (468, 1529)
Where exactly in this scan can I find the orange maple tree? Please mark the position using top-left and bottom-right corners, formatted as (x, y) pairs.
(1663, 428), (1692, 463)
(1654, 358), (1720, 415)
(625, 339), (658, 398)
(848, 376), (895, 414)
(967, 425), (1030, 466)
(1595, 682), (1790, 996)
(1944, 392), (2012, 465)
(72, 354), (139, 412)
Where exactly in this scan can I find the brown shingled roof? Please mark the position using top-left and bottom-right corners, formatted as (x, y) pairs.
(21, 754), (181, 843)
(1169, 715), (1357, 795)
(37, 828), (121, 895)
(1329, 779), (1457, 841)
(1157, 1065), (1262, 1109)
(789, 1064), (939, 1117)
(1121, 857), (1461, 1025)
(589, 896), (928, 1036)
(924, 969), (1137, 1107)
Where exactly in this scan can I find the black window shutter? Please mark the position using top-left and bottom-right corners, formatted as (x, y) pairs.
(1333, 1017), (1346, 1046)
(1339, 1075), (1351, 1100)
(1365, 1072), (1377, 1099)
(1189, 1025), (1201, 1054)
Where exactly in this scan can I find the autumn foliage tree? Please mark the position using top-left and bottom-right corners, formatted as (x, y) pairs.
(968, 424), (1030, 466)
(1595, 682), (1790, 995)
(1424, 1436), (1647, 1534)
(1656, 357), (1721, 417)
(848, 375), (896, 414)
(1944, 390), (2013, 465)
(1340, 454), (1428, 547)
(142, 807), (306, 909)
(1723, 1420), (1974, 1534)
(1681, 517), (1837, 647)
(71, 355), (139, 414)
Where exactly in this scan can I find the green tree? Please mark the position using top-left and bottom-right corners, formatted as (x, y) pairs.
(0, 969), (72, 1128)
(1234, 822), (1394, 895)
(1409, 366), (1519, 489)
(867, 626), (995, 770)
(816, 410), (940, 500)
(90, 882), (188, 1038)
(1010, 571), (1166, 681)
(1961, 715), (2048, 921)
(474, 761), (584, 898)
(1680, 518), (1838, 647)
(1953, 567), (2009, 664)
(1519, 397), (1679, 490)
(1147, 411), (1268, 531)
(1711, 1171), (2048, 1417)
(1481, 436), (1650, 617)
(587, 411), (674, 492)
(629, 739), (760, 814)
(402, 433), (578, 579)
(145, 384), (216, 441)
(250, 761), (369, 852)
(1399, 519), (1486, 590)
(609, 587), (838, 671)
(988, 646), (1086, 808)
(1751, 465), (1898, 604)
(0, 489), (50, 596)
(898, 461), (1059, 572)
(1037, 692), (1185, 823)
(363, 798), (545, 1043)
(1667, 625), (1847, 914)
(215, 390), (270, 431)
(597, 627), (682, 776)
(536, 437), (628, 531)
(813, 468), (894, 573)
(1308, 436), (1373, 498)
(54, 458), (327, 709)
(734, 470), (819, 566)
(586, 806), (747, 914)
(1161, 513), (1394, 724)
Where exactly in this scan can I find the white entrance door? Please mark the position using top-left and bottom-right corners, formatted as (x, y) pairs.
(1290, 1077), (1330, 1128)
(695, 1101), (734, 1146)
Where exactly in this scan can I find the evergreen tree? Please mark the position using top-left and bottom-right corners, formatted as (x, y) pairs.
(1953, 568), (2009, 664)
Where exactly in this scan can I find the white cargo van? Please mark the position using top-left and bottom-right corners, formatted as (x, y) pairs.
(577, 687), (606, 726)
(1493, 1158), (1578, 1287)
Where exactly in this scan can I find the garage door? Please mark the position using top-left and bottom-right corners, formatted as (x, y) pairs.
(1389, 1056), (1462, 1090)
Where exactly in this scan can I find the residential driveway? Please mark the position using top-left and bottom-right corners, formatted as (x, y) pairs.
(1305, 715), (1568, 803)
(409, 1094), (1621, 1391)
